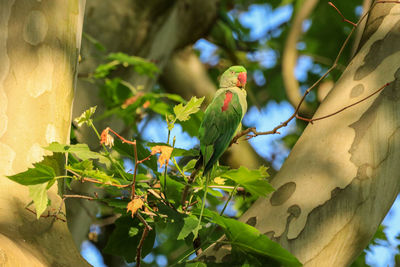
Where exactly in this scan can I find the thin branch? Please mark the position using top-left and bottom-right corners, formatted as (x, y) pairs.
(136, 213), (152, 267)
(131, 140), (138, 199)
(26, 208), (67, 222)
(328, 2), (357, 26)
(67, 169), (131, 188)
(296, 82), (390, 123)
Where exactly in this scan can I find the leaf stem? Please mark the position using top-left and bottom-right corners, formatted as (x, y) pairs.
(195, 173), (210, 239)
(219, 184), (239, 216)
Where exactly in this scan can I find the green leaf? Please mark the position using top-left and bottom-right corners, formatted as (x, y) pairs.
(70, 160), (94, 171)
(94, 60), (120, 79)
(159, 174), (185, 204)
(129, 227), (139, 237)
(103, 215), (155, 262)
(174, 96), (205, 122)
(44, 142), (107, 162)
(171, 148), (199, 158)
(74, 106), (97, 127)
(66, 166), (120, 185)
(178, 110), (203, 136)
(212, 214), (302, 267)
(28, 183), (49, 219)
(99, 198), (130, 212)
(183, 159), (197, 173)
(177, 215), (201, 240)
(107, 52), (159, 77)
(7, 163), (56, 185)
(221, 166), (274, 197)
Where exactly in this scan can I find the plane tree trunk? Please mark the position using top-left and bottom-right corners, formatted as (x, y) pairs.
(0, 1), (89, 266)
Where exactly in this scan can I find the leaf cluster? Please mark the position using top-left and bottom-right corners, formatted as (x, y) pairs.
(7, 105), (300, 266)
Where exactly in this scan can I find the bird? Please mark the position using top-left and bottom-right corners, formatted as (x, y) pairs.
(197, 65), (247, 176)
(189, 65), (247, 237)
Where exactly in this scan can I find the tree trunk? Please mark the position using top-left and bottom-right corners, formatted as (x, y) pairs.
(202, 3), (400, 266)
(0, 1), (89, 266)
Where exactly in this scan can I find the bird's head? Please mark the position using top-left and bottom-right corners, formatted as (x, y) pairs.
(219, 65), (247, 89)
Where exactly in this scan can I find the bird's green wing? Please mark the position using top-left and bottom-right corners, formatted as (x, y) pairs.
(198, 89), (243, 174)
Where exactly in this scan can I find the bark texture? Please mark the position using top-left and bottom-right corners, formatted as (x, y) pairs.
(202, 3), (400, 266)
(0, 1), (89, 266)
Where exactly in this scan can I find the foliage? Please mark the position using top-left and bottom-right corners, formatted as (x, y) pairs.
(7, 106), (299, 266)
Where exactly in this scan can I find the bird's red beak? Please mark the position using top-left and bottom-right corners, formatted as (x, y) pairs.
(237, 72), (247, 88)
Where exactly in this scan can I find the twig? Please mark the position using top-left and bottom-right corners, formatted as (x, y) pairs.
(67, 169), (131, 188)
(26, 207), (67, 222)
(105, 128), (152, 198)
(63, 194), (95, 200)
(131, 140), (138, 199)
(296, 82), (390, 123)
(219, 184), (239, 216)
(136, 213), (152, 267)
(328, 2), (357, 26)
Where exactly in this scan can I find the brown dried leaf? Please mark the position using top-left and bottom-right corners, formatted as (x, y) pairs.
(100, 127), (114, 148)
(127, 197), (144, 218)
(151, 145), (173, 168)
(142, 100), (151, 109)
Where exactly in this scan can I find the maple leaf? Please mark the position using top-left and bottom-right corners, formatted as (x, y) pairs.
(127, 197), (144, 218)
(151, 145), (173, 168)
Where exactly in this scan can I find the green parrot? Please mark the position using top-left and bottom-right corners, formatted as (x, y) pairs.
(197, 65), (247, 175)
(191, 65), (247, 238)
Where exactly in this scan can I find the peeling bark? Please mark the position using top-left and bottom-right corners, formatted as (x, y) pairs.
(202, 3), (400, 266)
(0, 0), (89, 266)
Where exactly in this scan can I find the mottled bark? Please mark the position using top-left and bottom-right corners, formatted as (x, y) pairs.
(0, 0), (89, 266)
(202, 3), (400, 266)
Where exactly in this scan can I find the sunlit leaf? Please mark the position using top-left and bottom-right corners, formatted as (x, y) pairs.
(107, 52), (159, 77)
(129, 227), (139, 237)
(214, 177), (226, 185)
(74, 106), (97, 127)
(127, 197), (144, 218)
(211, 213), (302, 267)
(7, 163), (56, 185)
(44, 142), (107, 162)
(174, 96), (205, 122)
(28, 183), (49, 219)
(177, 215), (201, 240)
(221, 166), (273, 197)
(151, 145), (173, 168)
